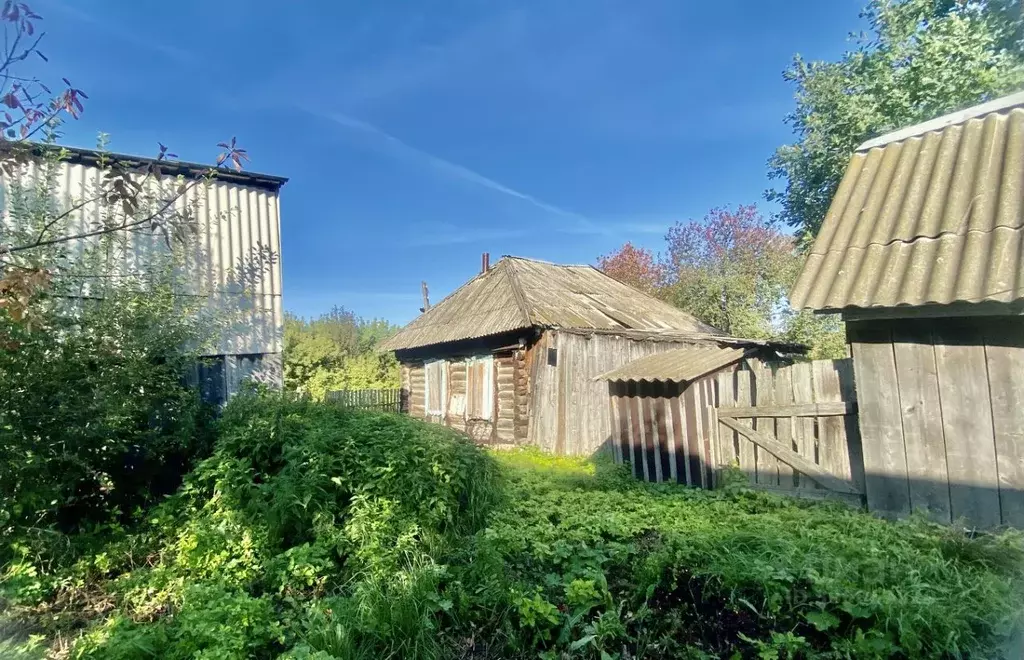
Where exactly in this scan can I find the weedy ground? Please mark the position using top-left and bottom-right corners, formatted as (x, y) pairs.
(2, 394), (1022, 659)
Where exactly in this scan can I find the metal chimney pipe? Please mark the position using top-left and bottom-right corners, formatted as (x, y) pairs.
(481, 252), (490, 273)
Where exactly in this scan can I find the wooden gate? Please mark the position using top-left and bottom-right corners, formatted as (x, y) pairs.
(713, 360), (865, 504)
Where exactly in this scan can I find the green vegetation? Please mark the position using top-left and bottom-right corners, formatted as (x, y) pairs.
(284, 308), (400, 400)
(4, 395), (1022, 659)
(767, 0), (1024, 240)
(597, 207), (847, 358)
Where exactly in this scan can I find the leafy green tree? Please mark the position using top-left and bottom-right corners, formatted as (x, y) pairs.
(283, 308), (400, 399)
(781, 310), (849, 359)
(0, 4), (267, 544)
(662, 205), (800, 338)
(768, 0), (1024, 240)
(599, 206), (847, 357)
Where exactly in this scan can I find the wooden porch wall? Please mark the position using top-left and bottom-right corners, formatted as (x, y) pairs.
(609, 376), (719, 487)
(849, 317), (1024, 528)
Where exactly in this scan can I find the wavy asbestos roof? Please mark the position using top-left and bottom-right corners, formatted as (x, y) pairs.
(379, 256), (722, 351)
(595, 344), (751, 383)
(790, 91), (1024, 312)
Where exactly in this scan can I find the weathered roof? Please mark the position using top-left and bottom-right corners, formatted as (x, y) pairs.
(595, 345), (751, 383)
(791, 91), (1024, 312)
(380, 256), (721, 351)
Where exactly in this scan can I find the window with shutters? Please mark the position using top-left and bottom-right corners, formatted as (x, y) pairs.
(465, 355), (494, 420)
(423, 359), (447, 416)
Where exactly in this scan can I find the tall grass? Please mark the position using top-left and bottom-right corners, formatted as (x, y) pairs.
(2, 395), (1022, 659)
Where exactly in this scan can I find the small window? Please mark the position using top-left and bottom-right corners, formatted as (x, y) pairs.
(195, 356), (226, 406)
(466, 355), (494, 420)
(547, 347), (558, 367)
(424, 359), (447, 416)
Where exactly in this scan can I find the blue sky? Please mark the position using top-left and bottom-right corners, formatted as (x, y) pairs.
(32, 0), (863, 325)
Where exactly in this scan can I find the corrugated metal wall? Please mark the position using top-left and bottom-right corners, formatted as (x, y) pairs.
(3, 158), (283, 359)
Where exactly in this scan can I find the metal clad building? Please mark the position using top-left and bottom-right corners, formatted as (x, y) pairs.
(2, 145), (288, 402)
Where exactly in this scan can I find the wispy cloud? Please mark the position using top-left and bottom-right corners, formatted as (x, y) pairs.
(400, 222), (528, 247)
(314, 110), (601, 234)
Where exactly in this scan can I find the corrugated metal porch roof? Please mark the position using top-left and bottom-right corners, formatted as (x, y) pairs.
(595, 345), (751, 383)
(790, 91), (1024, 312)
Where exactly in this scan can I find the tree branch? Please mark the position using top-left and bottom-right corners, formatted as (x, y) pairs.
(7, 177), (202, 254)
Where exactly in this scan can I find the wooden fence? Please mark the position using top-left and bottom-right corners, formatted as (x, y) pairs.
(610, 358), (865, 505)
(611, 344), (1024, 530)
(326, 388), (402, 412)
(714, 359), (863, 505)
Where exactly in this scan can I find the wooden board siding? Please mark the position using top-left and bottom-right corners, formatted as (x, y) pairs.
(848, 322), (910, 517)
(530, 330), (702, 456)
(891, 320), (950, 521)
(985, 324), (1024, 528)
(849, 316), (1024, 528)
(607, 376), (719, 487)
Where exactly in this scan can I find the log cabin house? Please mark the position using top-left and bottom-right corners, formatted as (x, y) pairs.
(380, 255), (793, 455)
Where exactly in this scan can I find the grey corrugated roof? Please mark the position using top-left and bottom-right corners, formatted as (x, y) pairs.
(791, 92), (1024, 312)
(380, 256), (722, 351)
(595, 345), (750, 383)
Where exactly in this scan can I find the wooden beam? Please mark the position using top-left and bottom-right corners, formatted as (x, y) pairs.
(718, 417), (861, 495)
(750, 484), (865, 508)
(716, 402), (855, 418)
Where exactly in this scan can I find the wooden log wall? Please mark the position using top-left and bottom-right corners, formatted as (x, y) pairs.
(850, 317), (1024, 528)
(406, 362), (425, 417)
(446, 357), (468, 432)
(494, 351), (516, 443)
(513, 347), (531, 444)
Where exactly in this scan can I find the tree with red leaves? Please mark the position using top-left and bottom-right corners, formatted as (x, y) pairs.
(662, 205), (799, 338)
(596, 242), (665, 296)
(597, 205), (845, 356)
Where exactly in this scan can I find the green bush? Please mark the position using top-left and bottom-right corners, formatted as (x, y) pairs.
(3, 397), (1022, 659)
(0, 283), (217, 571)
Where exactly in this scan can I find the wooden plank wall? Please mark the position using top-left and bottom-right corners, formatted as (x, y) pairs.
(849, 317), (1024, 528)
(531, 330), (693, 456)
(325, 388), (402, 412)
(715, 359), (863, 498)
(609, 376), (718, 487)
